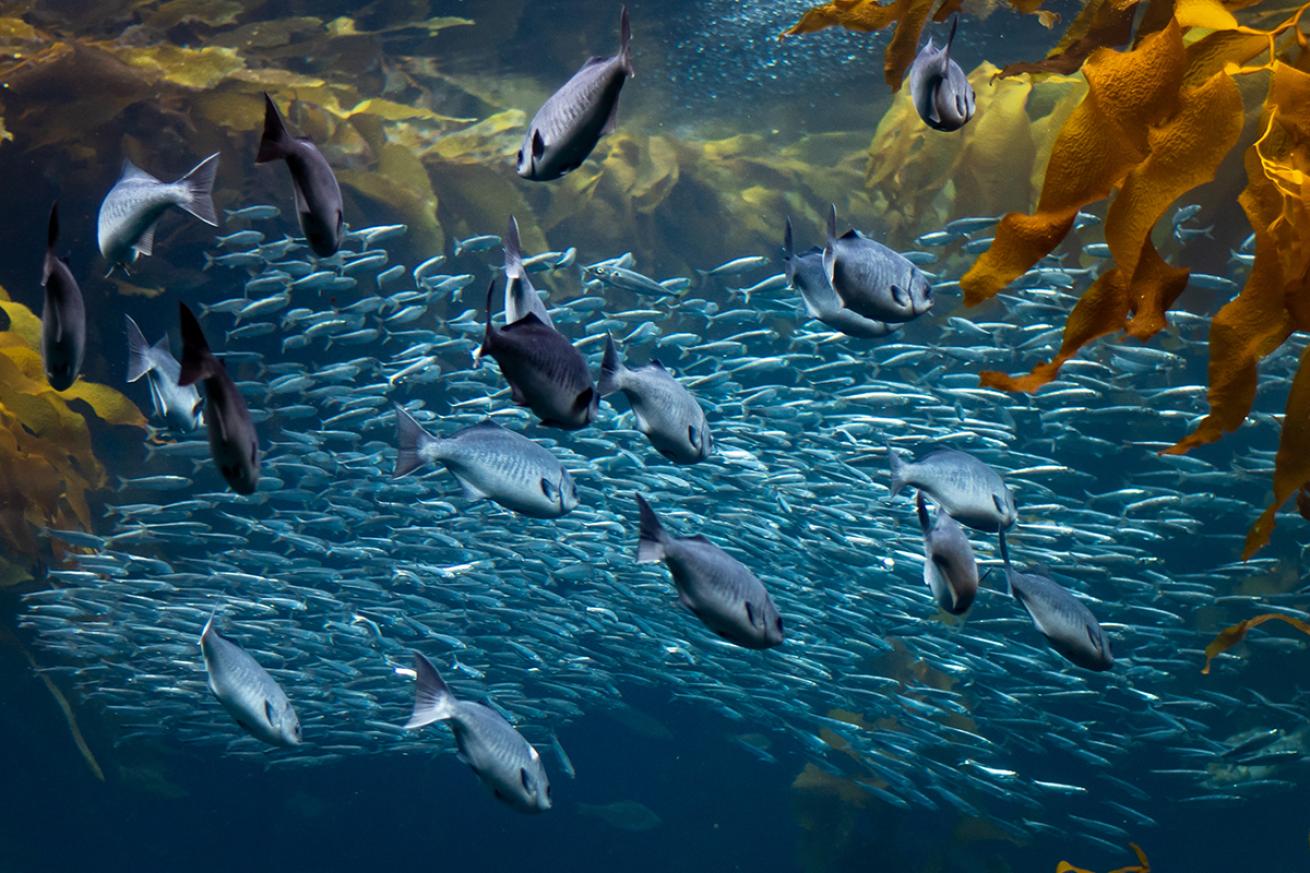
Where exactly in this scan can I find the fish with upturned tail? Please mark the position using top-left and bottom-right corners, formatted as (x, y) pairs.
(907, 17), (975, 133)
(256, 93), (344, 257)
(178, 303), (260, 495)
(97, 153), (219, 271)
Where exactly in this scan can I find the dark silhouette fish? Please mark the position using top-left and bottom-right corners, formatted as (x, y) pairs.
(40, 203), (85, 391)
(256, 93), (343, 257)
(783, 216), (896, 340)
(479, 279), (597, 430)
(517, 6), (634, 181)
(908, 17), (976, 133)
(503, 215), (553, 327)
(178, 303), (261, 495)
(917, 492), (979, 615)
(1005, 566), (1114, 671)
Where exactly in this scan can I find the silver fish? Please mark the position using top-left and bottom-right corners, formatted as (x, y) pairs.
(917, 492), (979, 615)
(256, 93), (344, 257)
(635, 495), (783, 650)
(783, 217), (896, 340)
(889, 446), (1016, 533)
(907, 17), (975, 132)
(1005, 567), (1114, 671)
(124, 314), (203, 432)
(97, 153), (219, 271)
(405, 652), (552, 813)
(178, 303), (261, 495)
(599, 334), (710, 464)
(200, 614), (301, 746)
(41, 203), (85, 391)
(393, 405), (578, 518)
(823, 205), (933, 323)
(517, 6), (634, 181)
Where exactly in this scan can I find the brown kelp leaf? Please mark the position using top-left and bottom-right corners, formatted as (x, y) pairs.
(981, 53), (1242, 390)
(143, 0), (244, 30)
(1056, 843), (1150, 873)
(781, 0), (944, 91)
(996, 0), (1139, 78)
(103, 43), (245, 90)
(1203, 612), (1310, 673)
(338, 142), (442, 254)
(327, 97), (472, 125)
(1242, 344), (1310, 556)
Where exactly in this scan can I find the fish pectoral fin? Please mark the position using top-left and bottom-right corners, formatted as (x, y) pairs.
(630, 405), (651, 433)
(450, 471), (490, 501)
(135, 220), (159, 257)
(508, 381), (529, 407)
(292, 179), (311, 216)
(601, 91), (622, 136)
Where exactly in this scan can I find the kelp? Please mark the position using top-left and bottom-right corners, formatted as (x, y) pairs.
(1057, 843), (1150, 873)
(1201, 612), (1310, 673)
(0, 286), (144, 586)
(996, 0), (1140, 78)
(781, 0), (1055, 91)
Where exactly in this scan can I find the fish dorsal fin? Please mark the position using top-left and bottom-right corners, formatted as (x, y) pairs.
(839, 228), (861, 241)
(944, 15), (959, 65)
(119, 159), (159, 184)
(471, 419), (503, 431)
(646, 358), (668, 372)
(686, 534), (712, 545)
(581, 55), (609, 69)
(503, 311), (548, 331)
(135, 220), (159, 257)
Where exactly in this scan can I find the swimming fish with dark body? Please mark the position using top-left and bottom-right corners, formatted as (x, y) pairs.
(393, 405), (579, 518)
(200, 614), (301, 747)
(823, 205), (933, 323)
(256, 93), (344, 257)
(125, 314), (203, 432)
(889, 445), (1016, 533)
(917, 492), (979, 615)
(599, 335), (711, 464)
(517, 6), (634, 181)
(1005, 566), (1114, 671)
(177, 303), (261, 495)
(40, 203), (85, 391)
(503, 216), (553, 328)
(907, 17), (975, 132)
(635, 495), (783, 650)
(97, 153), (219, 272)
(479, 280), (597, 430)
(405, 652), (552, 813)
(782, 217), (896, 340)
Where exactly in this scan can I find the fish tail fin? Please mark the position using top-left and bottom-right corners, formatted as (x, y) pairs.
(635, 494), (666, 563)
(405, 652), (456, 729)
(393, 404), (439, 477)
(504, 215), (524, 279)
(124, 315), (155, 383)
(945, 14), (959, 60)
(915, 490), (931, 532)
(618, 5), (634, 76)
(256, 93), (292, 164)
(200, 610), (218, 643)
(177, 302), (216, 387)
(598, 333), (625, 397)
(177, 153), (220, 227)
(476, 278), (497, 363)
(887, 444), (907, 498)
(783, 215), (796, 286)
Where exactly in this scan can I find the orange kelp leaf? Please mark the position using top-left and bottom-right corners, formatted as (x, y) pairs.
(997, 0), (1139, 79)
(1242, 343), (1310, 556)
(780, 0), (946, 90)
(1202, 612), (1310, 673)
(1056, 843), (1150, 873)
(962, 19), (1187, 307)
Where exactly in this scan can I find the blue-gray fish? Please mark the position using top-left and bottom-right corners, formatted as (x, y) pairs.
(916, 492), (978, 615)
(178, 303), (260, 495)
(783, 217), (896, 340)
(97, 153), (219, 271)
(257, 93), (344, 257)
(393, 405), (578, 518)
(907, 17), (975, 133)
(479, 280), (597, 430)
(124, 314), (203, 432)
(405, 652), (552, 813)
(889, 446), (1016, 532)
(823, 205), (933, 323)
(503, 216), (553, 328)
(200, 614), (301, 746)
(635, 495), (783, 650)
(1005, 567), (1113, 671)
(40, 203), (85, 391)
(599, 335), (710, 464)
(517, 6), (633, 181)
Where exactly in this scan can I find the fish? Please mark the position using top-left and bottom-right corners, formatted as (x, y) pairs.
(783, 217), (896, 340)
(177, 303), (261, 495)
(823, 205), (933, 323)
(503, 216), (553, 328)
(917, 492), (979, 615)
(256, 93), (344, 258)
(584, 263), (674, 297)
(453, 234), (501, 256)
(200, 614), (301, 747)
(393, 405), (579, 518)
(634, 495), (784, 650)
(97, 152), (219, 272)
(40, 203), (85, 391)
(124, 314), (203, 432)
(599, 334), (711, 464)
(225, 204), (280, 221)
(577, 800), (663, 831)
(888, 445), (1017, 533)
(517, 5), (634, 181)
(907, 17), (975, 132)
(478, 279), (597, 430)
(1004, 566), (1114, 671)
(404, 652), (552, 813)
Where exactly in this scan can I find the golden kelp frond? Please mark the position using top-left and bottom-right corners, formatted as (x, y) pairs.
(996, 0), (1139, 78)
(1057, 843), (1150, 873)
(1202, 612), (1310, 673)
